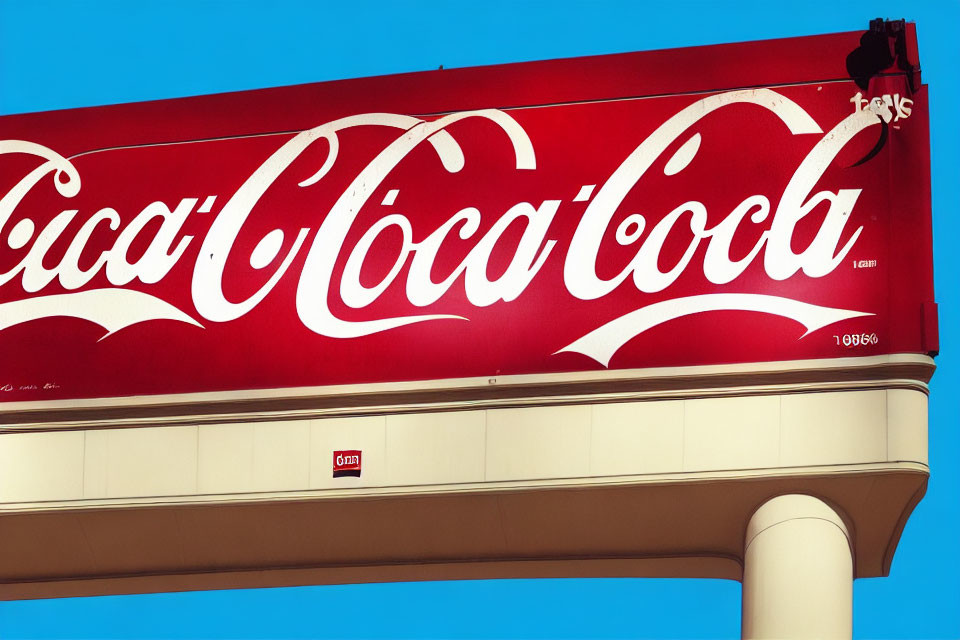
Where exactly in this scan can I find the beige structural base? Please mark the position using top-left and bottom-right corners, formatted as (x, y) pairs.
(742, 495), (854, 639)
(0, 354), (933, 640)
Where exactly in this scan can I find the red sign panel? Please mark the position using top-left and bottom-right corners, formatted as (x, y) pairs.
(333, 451), (362, 478)
(0, 28), (934, 403)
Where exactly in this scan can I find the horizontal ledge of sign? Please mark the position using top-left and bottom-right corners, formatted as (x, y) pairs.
(0, 460), (929, 514)
(0, 354), (935, 432)
(0, 556), (748, 602)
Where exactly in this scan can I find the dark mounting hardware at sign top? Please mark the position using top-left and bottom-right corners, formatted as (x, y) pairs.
(846, 18), (921, 93)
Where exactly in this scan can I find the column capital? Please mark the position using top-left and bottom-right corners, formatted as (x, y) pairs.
(746, 493), (852, 551)
(742, 494), (854, 639)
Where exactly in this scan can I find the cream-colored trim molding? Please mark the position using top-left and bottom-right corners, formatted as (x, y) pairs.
(0, 460), (929, 514)
(0, 353), (934, 432)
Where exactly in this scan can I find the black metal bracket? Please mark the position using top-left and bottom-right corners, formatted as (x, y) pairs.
(846, 18), (921, 93)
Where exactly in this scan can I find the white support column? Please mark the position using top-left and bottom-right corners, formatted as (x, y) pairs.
(742, 494), (853, 640)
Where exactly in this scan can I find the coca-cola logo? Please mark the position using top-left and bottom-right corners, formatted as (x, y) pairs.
(0, 88), (881, 369)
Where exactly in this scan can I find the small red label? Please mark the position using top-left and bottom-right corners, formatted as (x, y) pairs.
(333, 450), (362, 478)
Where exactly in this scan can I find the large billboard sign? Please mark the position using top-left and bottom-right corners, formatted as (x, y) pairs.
(0, 28), (934, 402)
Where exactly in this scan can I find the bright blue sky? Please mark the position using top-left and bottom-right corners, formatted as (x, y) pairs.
(0, 1), (957, 638)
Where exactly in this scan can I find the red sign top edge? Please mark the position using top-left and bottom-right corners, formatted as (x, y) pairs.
(0, 25), (921, 154)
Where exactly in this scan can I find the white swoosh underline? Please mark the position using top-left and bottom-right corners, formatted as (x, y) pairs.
(0, 289), (204, 339)
(555, 293), (873, 366)
(0, 291), (870, 359)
